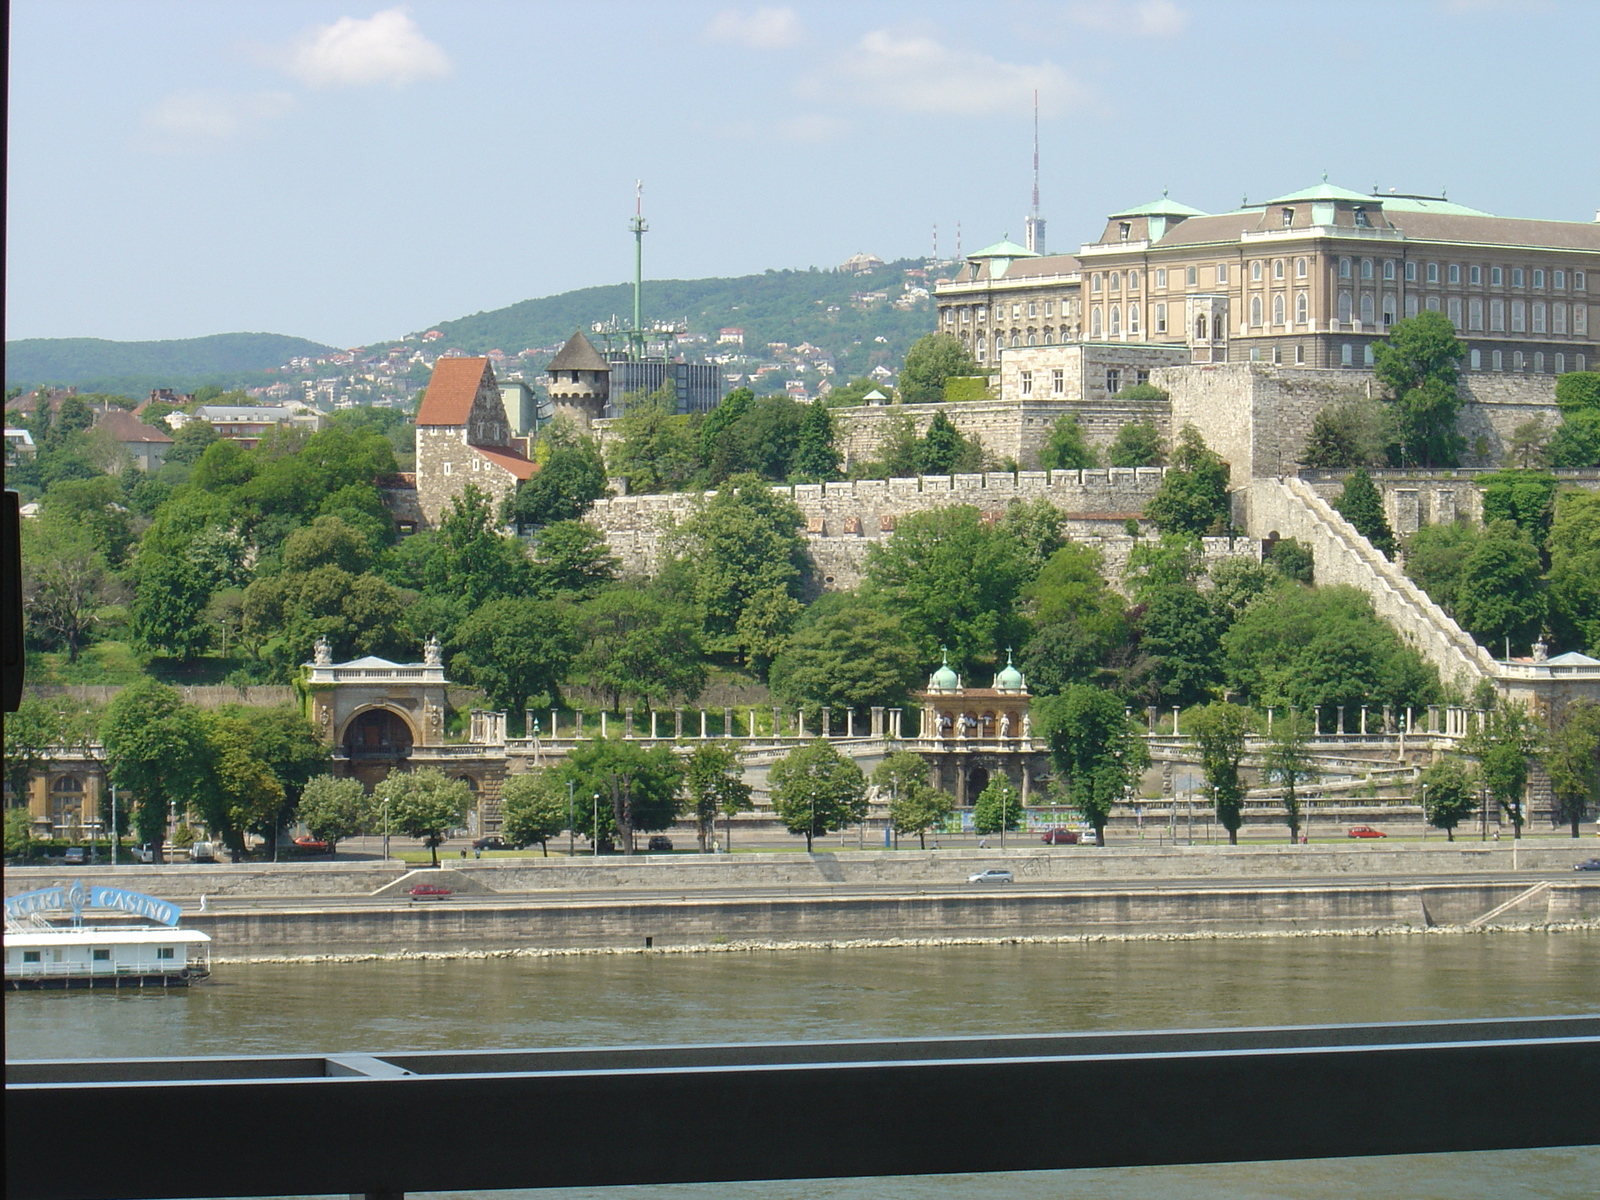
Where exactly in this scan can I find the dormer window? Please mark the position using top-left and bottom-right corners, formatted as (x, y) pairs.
(1353, 206), (1370, 228)
(1119, 221), (1132, 241)
(1281, 207), (1295, 227)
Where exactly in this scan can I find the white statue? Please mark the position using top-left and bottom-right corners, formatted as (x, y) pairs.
(1000, 712), (1013, 739)
(1022, 713), (1033, 739)
(313, 635), (332, 665)
(424, 634), (442, 667)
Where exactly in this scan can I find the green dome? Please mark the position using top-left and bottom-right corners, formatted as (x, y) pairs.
(929, 647), (959, 691)
(995, 649), (1025, 693)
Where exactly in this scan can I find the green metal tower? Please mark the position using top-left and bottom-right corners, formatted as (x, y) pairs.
(593, 181), (685, 363)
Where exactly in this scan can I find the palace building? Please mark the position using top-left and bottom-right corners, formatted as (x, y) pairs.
(937, 181), (1599, 375)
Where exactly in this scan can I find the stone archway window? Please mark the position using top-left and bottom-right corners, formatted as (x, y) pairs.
(344, 709), (415, 758)
(1195, 313), (1209, 341)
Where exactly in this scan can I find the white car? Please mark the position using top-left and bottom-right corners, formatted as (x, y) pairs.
(967, 868), (1014, 884)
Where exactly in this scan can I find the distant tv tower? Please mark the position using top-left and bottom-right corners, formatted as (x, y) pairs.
(932, 221), (938, 262)
(1024, 90), (1046, 255)
(628, 180), (648, 361)
(956, 219), (963, 260)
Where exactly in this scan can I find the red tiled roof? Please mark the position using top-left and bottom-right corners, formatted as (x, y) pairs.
(416, 357), (492, 426)
(472, 445), (538, 481)
(93, 408), (173, 444)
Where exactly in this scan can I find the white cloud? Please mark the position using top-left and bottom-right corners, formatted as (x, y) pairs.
(140, 91), (295, 152)
(704, 7), (804, 50)
(284, 7), (452, 88)
(1063, 0), (1188, 37)
(830, 30), (1086, 117)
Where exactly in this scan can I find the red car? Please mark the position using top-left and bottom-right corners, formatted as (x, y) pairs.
(1040, 829), (1080, 845)
(408, 884), (452, 899)
(1347, 825), (1387, 839)
(292, 836), (329, 853)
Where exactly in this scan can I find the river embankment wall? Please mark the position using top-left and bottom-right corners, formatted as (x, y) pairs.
(11, 843), (1596, 899)
(180, 881), (1599, 955)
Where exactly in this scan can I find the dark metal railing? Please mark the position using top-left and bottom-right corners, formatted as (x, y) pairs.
(8, 1016), (1597, 1200)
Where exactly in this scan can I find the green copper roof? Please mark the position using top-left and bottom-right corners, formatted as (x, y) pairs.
(1264, 181), (1376, 205)
(994, 648), (1025, 692)
(1109, 196), (1208, 219)
(929, 647), (960, 690)
(969, 238), (1038, 259)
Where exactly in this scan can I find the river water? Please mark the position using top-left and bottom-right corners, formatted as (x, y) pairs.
(8, 931), (1598, 1198)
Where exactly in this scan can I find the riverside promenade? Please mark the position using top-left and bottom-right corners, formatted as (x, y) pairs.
(11, 843), (1597, 956)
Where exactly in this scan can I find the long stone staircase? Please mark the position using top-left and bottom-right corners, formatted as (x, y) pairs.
(1243, 477), (1499, 693)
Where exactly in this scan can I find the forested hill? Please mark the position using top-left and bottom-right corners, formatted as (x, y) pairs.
(413, 259), (942, 378)
(5, 332), (338, 392)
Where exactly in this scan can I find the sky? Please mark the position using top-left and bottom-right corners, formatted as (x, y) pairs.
(7, 0), (1599, 348)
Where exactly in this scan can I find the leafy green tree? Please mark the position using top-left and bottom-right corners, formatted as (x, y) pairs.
(1465, 700), (1542, 838)
(1546, 409), (1600, 468)
(1034, 684), (1148, 846)
(1262, 710), (1317, 843)
(574, 588), (706, 709)
(1544, 699), (1600, 838)
(375, 768), (473, 867)
(1419, 757), (1478, 841)
(41, 476), (137, 565)
(425, 484), (534, 609)
(505, 437), (607, 531)
(296, 776), (370, 853)
(900, 333), (979, 404)
(1040, 413), (1097, 470)
(1503, 417), (1553, 470)
(528, 520), (618, 599)
(5, 807), (36, 861)
(1187, 701), (1254, 844)
(1124, 534), (1204, 599)
(872, 410), (924, 478)
(1479, 470), (1558, 544)
(793, 398), (841, 481)
(768, 596), (923, 718)
(451, 598), (578, 713)
(972, 775), (1023, 836)
(699, 387), (754, 478)
(1453, 521), (1547, 654)
(165, 420), (218, 465)
(1374, 311), (1466, 467)
(100, 681), (211, 860)
(1299, 394), (1393, 468)
(918, 409), (982, 474)
(192, 710), (285, 858)
(1137, 583), (1224, 708)
(684, 741), (752, 852)
(281, 514), (380, 576)
(768, 739), (867, 852)
(1020, 543), (1129, 693)
(1145, 425), (1231, 536)
(1106, 419), (1166, 468)
(565, 737), (683, 854)
(1554, 371), (1600, 414)
(997, 497), (1067, 575)
(501, 770), (571, 855)
(864, 505), (1030, 673)
(1547, 490), (1600, 653)
(21, 519), (118, 663)
(676, 475), (809, 663)
(1207, 557), (1280, 627)
(242, 704), (330, 840)
(825, 377), (896, 407)
(608, 383), (699, 494)
(875, 751), (949, 849)
(1403, 520), (1480, 616)
(1332, 468), (1397, 558)
(1265, 537), (1314, 584)
(1222, 583), (1439, 714)
(241, 565), (412, 679)
(4, 697), (65, 809)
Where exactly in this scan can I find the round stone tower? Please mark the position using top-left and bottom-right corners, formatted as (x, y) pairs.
(545, 330), (611, 430)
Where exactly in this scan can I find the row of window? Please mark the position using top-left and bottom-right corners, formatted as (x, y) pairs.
(1016, 368), (1153, 397)
(946, 300), (1070, 323)
(1331, 293), (1590, 335)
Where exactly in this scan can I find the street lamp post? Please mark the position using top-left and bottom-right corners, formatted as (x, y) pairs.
(567, 779), (575, 857)
(593, 794), (600, 857)
(381, 799), (391, 861)
(110, 785), (118, 866)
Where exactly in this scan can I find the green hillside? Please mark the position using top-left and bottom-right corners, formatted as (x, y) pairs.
(412, 260), (942, 381)
(4, 332), (338, 391)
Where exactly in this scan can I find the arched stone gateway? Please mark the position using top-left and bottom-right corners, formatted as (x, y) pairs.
(912, 650), (1050, 807)
(303, 641), (448, 791)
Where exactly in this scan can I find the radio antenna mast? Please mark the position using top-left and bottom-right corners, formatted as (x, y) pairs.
(1024, 90), (1046, 255)
(628, 181), (648, 361)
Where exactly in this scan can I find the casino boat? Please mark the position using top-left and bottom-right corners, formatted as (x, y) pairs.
(3, 881), (211, 990)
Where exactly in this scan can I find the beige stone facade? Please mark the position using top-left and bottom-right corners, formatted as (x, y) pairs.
(938, 183), (1599, 377)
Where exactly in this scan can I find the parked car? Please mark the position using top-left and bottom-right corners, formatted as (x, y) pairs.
(408, 884), (452, 899)
(1347, 825), (1387, 838)
(132, 844), (157, 863)
(292, 836), (329, 854)
(63, 847), (87, 864)
(1040, 829), (1080, 845)
(1574, 858), (1600, 872)
(967, 868), (1014, 884)
(472, 837), (506, 851)
(647, 836), (674, 852)
(188, 841), (217, 863)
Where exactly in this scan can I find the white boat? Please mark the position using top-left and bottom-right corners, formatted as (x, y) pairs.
(3, 881), (211, 990)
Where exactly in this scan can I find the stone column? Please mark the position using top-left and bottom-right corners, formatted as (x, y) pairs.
(724, 707), (734, 739)
(871, 707), (884, 738)
(650, 711), (659, 740)
(1383, 705), (1394, 734)
(625, 708), (634, 738)
(847, 709), (856, 738)
(1337, 706), (1346, 735)
(1361, 706), (1369, 735)
(700, 710), (708, 739)
(890, 708), (902, 739)
(1021, 761), (1032, 805)
(749, 708), (758, 739)
(797, 710), (807, 739)
(821, 707), (831, 738)
(1428, 705), (1440, 734)
(1172, 707), (1181, 737)
(575, 711), (584, 738)
(1313, 708), (1321, 736)
(551, 709), (559, 739)
(1266, 706), (1274, 734)
(1405, 707), (1414, 735)
(674, 708), (684, 738)
(772, 707), (782, 739)
(1147, 706), (1158, 733)
(600, 712), (608, 738)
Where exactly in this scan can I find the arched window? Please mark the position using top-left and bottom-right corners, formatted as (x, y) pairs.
(1296, 292), (1309, 324)
(1195, 313), (1209, 340)
(1026, 331), (1037, 346)
(1383, 294), (1397, 328)
(1091, 308), (1103, 338)
(1011, 331), (1022, 347)
(1250, 296), (1263, 326)
(1273, 259), (1285, 280)
(1128, 271), (1140, 290)
(1091, 273), (1102, 292)
(1339, 257), (1352, 278)
(1128, 304), (1141, 334)
(1272, 294), (1285, 325)
(1361, 259), (1374, 280)
(1251, 260), (1263, 281)
(1109, 306), (1121, 336)
(1360, 293), (1375, 325)
(1338, 291), (1353, 323)
(1296, 257), (1308, 277)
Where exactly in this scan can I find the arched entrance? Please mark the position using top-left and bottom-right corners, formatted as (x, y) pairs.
(342, 708), (415, 760)
(966, 766), (990, 805)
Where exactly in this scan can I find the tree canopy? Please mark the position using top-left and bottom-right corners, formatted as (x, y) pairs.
(1373, 311), (1466, 467)
(767, 739), (867, 851)
(899, 333), (979, 404)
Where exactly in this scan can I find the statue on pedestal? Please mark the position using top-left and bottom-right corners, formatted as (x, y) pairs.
(313, 635), (332, 665)
(424, 635), (442, 667)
